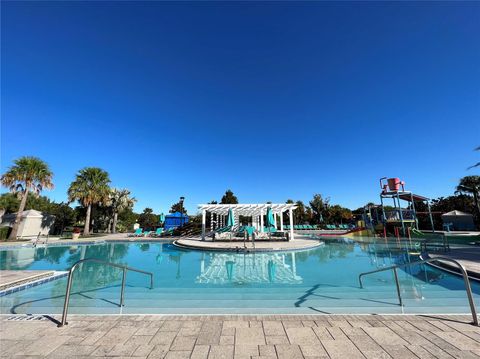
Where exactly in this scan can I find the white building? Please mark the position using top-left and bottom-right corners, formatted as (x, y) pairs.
(0, 209), (55, 238)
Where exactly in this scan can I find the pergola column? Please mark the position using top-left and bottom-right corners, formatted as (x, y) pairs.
(280, 211), (284, 231)
(289, 208), (294, 240)
(201, 209), (206, 240)
(260, 210), (264, 233)
(273, 213), (278, 229)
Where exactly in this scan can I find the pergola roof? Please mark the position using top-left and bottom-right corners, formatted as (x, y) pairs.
(198, 203), (297, 216)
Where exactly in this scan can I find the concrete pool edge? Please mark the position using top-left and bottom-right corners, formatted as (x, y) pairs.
(172, 238), (324, 252)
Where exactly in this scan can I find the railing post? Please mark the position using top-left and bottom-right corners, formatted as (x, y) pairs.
(150, 273), (154, 289)
(392, 267), (403, 307)
(454, 261), (478, 326)
(120, 267), (127, 307)
(58, 268), (75, 327)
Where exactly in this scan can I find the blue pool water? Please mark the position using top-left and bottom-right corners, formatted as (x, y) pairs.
(1, 238), (479, 315)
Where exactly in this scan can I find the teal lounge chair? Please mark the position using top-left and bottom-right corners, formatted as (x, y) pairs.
(151, 228), (163, 237)
(215, 226), (232, 234)
(128, 228), (143, 237)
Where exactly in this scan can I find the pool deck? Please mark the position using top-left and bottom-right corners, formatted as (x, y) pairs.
(174, 238), (323, 252)
(1, 314), (479, 358)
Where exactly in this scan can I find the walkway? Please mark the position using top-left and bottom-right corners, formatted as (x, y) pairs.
(1, 314), (479, 358)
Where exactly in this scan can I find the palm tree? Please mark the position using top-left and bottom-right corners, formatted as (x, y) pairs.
(68, 167), (111, 235)
(109, 188), (136, 233)
(467, 146), (480, 170)
(456, 176), (480, 216)
(1, 156), (54, 240)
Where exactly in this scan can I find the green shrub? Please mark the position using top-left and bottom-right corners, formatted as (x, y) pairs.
(0, 227), (10, 241)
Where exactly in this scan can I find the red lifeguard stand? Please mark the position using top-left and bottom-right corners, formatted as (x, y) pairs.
(379, 177), (435, 236)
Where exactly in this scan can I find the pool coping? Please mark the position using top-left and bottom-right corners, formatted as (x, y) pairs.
(421, 253), (480, 282)
(0, 271), (68, 297)
(172, 238), (324, 253)
(0, 238), (175, 250)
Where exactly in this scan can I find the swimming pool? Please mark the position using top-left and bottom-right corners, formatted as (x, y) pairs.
(1, 238), (479, 315)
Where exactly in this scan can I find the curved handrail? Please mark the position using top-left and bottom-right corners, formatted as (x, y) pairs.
(358, 256), (478, 326)
(58, 258), (154, 327)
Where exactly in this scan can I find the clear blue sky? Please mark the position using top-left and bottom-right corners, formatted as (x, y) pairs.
(1, 1), (479, 214)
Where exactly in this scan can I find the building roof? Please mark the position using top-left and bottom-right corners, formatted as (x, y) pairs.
(165, 212), (185, 218)
(441, 210), (473, 217)
(198, 203), (297, 216)
(2, 209), (45, 218)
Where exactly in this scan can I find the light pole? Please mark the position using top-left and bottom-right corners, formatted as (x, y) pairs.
(179, 196), (185, 227)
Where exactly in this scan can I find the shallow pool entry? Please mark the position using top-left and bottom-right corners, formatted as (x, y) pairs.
(1, 239), (479, 315)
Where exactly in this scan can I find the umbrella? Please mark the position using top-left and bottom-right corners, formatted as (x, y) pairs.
(267, 260), (276, 282)
(266, 207), (275, 238)
(226, 260), (235, 281)
(227, 208), (235, 227)
(227, 208), (235, 240)
(159, 213), (165, 224)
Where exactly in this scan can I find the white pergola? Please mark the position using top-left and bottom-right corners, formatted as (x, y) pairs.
(198, 203), (297, 240)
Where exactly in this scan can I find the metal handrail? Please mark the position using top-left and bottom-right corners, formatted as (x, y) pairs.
(32, 232), (49, 247)
(58, 258), (154, 327)
(358, 256), (478, 326)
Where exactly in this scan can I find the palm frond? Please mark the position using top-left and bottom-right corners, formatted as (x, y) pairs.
(1, 156), (54, 195)
(467, 162), (480, 170)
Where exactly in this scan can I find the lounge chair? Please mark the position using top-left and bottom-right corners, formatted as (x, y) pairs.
(150, 228), (164, 237)
(212, 226), (233, 240)
(128, 228), (143, 237)
(164, 228), (175, 235)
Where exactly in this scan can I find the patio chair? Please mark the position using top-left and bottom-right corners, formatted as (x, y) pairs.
(151, 228), (164, 237)
(128, 228), (143, 237)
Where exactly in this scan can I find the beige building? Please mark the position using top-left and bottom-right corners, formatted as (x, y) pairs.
(0, 209), (55, 238)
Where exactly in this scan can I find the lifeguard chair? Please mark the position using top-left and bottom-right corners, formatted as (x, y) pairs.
(379, 177), (435, 236)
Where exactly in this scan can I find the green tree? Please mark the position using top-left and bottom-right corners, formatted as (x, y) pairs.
(170, 201), (187, 214)
(67, 167), (111, 235)
(49, 202), (76, 235)
(456, 176), (480, 216)
(220, 190), (238, 204)
(309, 194), (330, 224)
(138, 208), (159, 229)
(294, 200), (307, 224)
(328, 205), (352, 224)
(109, 188), (136, 233)
(1, 156), (54, 240)
(117, 208), (139, 232)
(0, 193), (23, 213)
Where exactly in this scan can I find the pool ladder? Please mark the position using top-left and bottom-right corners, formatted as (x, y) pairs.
(58, 258), (154, 327)
(358, 256), (478, 326)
